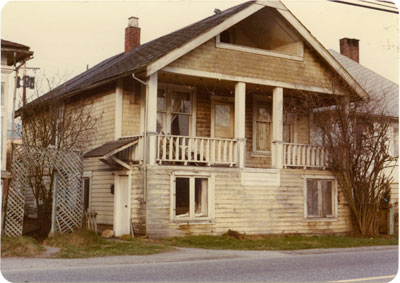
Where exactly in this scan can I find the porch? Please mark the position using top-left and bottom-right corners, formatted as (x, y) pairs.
(119, 70), (334, 170)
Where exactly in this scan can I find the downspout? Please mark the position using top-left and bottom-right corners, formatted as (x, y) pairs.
(131, 73), (149, 213)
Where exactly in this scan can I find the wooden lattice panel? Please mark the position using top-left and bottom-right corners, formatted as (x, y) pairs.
(4, 144), (83, 236)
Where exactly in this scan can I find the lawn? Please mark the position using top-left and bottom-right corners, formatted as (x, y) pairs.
(43, 230), (171, 258)
(2, 230), (397, 258)
(162, 233), (398, 251)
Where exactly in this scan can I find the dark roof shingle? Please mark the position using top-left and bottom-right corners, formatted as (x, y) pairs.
(24, 1), (254, 109)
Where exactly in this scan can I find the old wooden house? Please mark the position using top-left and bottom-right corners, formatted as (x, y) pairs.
(21, 0), (397, 237)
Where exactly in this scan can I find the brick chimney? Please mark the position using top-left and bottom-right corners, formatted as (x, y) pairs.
(340, 38), (359, 63)
(125, 17), (140, 53)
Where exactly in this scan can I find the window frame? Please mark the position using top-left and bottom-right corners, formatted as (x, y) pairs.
(82, 171), (92, 212)
(170, 171), (215, 223)
(303, 175), (338, 220)
(252, 94), (272, 155)
(210, 95), (235, 138)
(157, 83), (197, 137)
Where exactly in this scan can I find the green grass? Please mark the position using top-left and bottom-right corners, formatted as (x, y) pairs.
(163, 234), (398, 251)
(1, 236), (45, 257)
(43, 230), (171, 258)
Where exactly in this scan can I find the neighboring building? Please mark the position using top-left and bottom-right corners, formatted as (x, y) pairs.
(22, 0), (390, 237)
(1, 40), (33, 182)
(329, 41), (399, 211)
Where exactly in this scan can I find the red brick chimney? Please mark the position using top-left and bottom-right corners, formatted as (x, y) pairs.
(125, 17), (140, 53)
(340, 38), (359, 63)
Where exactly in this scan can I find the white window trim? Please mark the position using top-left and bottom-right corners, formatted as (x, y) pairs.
(157, 82), (197, 137)
(170, 171), (215, 223)
(303, 175), (338, 221)
(252, 94), (272, 155)
(216, 35), (304, 62)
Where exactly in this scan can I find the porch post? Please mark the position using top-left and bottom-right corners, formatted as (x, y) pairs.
(272, 87), (283, 169)
(235, 82), (246, 168)
(146, 72), (158, 165)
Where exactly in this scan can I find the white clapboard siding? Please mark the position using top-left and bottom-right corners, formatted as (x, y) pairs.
(242, 168), (280, 186)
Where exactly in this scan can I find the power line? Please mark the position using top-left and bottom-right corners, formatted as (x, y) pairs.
(328, 0), (399, 14)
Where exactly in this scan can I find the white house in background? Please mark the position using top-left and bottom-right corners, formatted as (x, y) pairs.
(329, 40), (399, 210)
(1, 40), (33, 183)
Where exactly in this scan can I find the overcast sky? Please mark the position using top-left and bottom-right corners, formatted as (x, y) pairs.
(1, 0), (398, 104)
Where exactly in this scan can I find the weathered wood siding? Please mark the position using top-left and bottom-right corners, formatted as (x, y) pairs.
(66, 83), (116, 151)
(169, 39), (335, 90)
(83, 157), (114, 225)
(131, 167), (146, 235)
(145, 166), (351, 237)
(122, 78), (141, 137)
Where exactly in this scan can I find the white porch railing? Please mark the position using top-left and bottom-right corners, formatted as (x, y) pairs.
(157, 135), (238, 166)
(283, 143), (329, 169)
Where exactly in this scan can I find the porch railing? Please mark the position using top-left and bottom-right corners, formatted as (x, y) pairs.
(283, 143), (329, 169)
(157, 135), (238, 166)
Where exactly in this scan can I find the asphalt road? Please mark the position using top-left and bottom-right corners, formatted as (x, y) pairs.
(1, 246), (398, 282)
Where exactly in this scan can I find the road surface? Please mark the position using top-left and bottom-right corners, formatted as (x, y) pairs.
(1, 246), (398, 282)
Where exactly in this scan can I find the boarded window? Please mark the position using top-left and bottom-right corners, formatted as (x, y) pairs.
(306, 179), (334, 218)
(254, 102), (272, 151)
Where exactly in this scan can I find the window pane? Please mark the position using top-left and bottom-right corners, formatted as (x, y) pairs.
(83, 178), (90, 211)
(171, 114), (189, 136)
(283, 113), (294, 143)
(157, 113), (164, 133)
(172, 92), (191, 113)
(307, 180), (318, 217)
(176, 178), (190, 216)
(215, 104), (230, 127)
(256, 104), (271, 122)
(195, 178), (208, 217)
(321, 180), (333, 217)
(256, 121), (271, 151)
(1, 82), (4, 106)
(157, 91), (166, 112)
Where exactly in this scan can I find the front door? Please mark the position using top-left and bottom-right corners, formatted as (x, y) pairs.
(213, 101), (234, 138)
(113, 175), (130, 236)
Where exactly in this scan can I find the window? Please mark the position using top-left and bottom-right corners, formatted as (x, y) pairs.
(305, 178), (336, 219)
(171, 173), (214, 222)
(253, 97), (272, 153)
(1, 82), (5, 106)
(283, 112), (295, 143)
(393, 123), (398, 157)
(83, 177), (90, 212)
(157, 85), (195, 136)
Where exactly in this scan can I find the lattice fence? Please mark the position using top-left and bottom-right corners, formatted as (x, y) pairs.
(3, 144), (83, 236)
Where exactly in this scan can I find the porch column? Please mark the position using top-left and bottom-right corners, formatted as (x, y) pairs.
(235, 82), (246, 168)
(272, 87), (283, 169)
(146, 72), (158, 165)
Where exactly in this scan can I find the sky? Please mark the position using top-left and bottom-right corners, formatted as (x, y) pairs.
(0, 0), (399, 108)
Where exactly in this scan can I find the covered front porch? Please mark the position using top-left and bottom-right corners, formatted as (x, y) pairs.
(119, 69), (333, 170)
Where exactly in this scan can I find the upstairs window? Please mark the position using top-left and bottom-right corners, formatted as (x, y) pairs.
(157, 85), (195, 136)
(253, 96), (272, 153)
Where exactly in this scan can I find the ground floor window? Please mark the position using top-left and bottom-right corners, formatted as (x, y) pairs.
(171, 173), (214, 221)
(305, 178), (337, 219)
(83, 177), (90, 212)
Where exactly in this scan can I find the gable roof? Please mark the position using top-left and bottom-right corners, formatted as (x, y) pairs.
(329, 49), (398, 118)
(84, 137), (138, 158)
(22, 0), (369, 112)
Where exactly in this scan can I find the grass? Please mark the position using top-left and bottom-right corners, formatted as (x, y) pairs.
(162, 234), (398, 251)
(1, 236), (45, 257)
(43, 230), (171, 258)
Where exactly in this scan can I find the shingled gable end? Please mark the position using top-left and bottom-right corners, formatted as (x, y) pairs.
(21, 0), (396, 237)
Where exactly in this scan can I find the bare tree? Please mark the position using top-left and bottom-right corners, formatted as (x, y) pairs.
(17, 72), (99, 237)
(291, 77), (396, 237)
